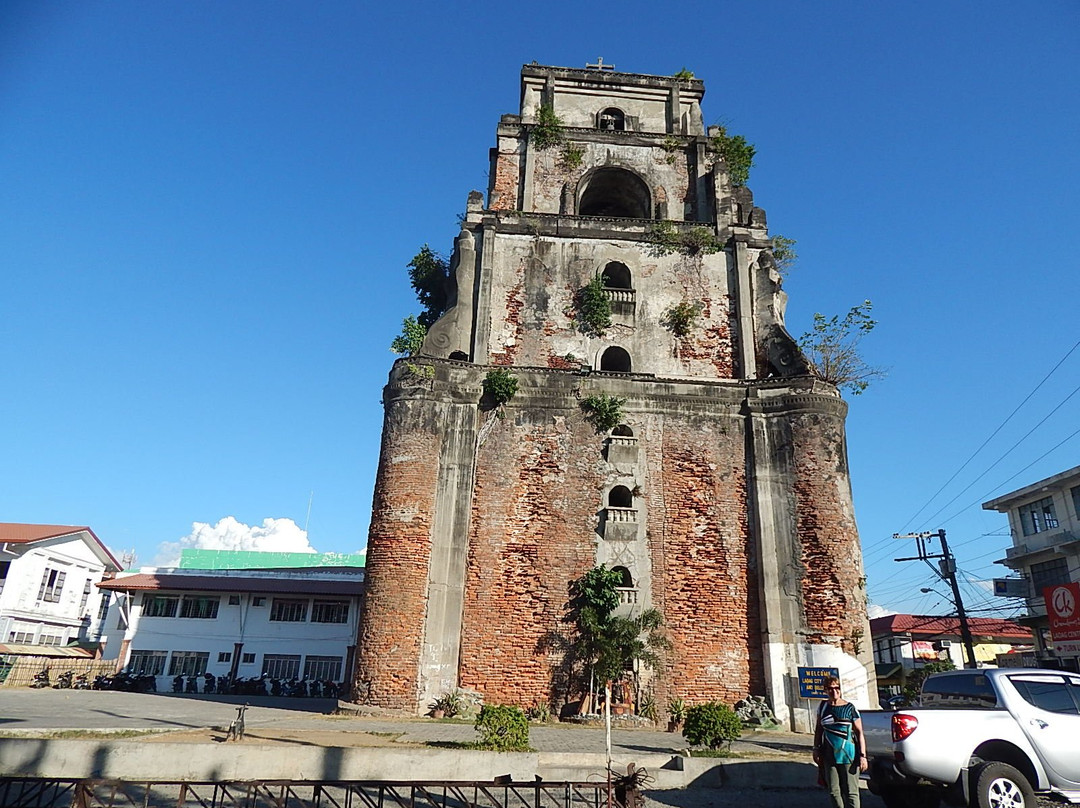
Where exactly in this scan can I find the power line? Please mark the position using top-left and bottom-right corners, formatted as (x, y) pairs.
(899, 338), (1080, 532)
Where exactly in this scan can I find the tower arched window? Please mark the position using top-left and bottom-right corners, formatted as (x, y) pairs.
(602, 262), (632, 290)
(578, 168), (651, 219)
(598, 108), (626, 131)
(612, 424), (634, 437)
(611, 566), (634, 587)
(600, 346), (632, 373)
(608, 485), (633, 508)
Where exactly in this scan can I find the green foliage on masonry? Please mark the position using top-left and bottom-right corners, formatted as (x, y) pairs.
(475, 704), (530, 751)
(672, 68), (695, 80)
(429, 689), (463, 718)
(798, 299), (886, 396)
(483, 368), (519, 406)
(390, 315), (426, 356)
(560, 142), (585, 169)
(708, 126), (756, 187)
(580, 393), (626, 433)
(682, 702), (743, 749)
(661, 135), (683, 166)
(661, 301), (702, 338)
(646, 222), (724, 257)
(574, 275), (613, 335)
(771, 234), (798, 278)
(531, 104), (565, 150)
(408, 246), (451, 328)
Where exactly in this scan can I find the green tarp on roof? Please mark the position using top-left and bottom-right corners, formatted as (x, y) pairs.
(177, 548), (365, 570)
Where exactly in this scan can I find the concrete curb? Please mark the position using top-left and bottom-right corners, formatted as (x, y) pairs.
(0, 736), (817, 790)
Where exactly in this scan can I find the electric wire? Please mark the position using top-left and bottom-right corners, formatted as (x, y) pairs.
(898, 338), (1080, 532)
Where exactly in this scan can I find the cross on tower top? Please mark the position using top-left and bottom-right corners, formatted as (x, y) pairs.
(586, 57), (615, 71)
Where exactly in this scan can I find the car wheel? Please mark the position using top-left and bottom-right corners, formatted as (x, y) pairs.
(973, 762), (1036, 808)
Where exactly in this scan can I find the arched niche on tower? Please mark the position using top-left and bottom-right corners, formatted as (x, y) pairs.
(601, 262), (632, 290)
(597, 107), (626, 132)
(578, 167), (652, 219)
(599, 346), (632, 373)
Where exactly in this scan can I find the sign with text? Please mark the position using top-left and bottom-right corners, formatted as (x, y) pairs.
(798, 666), (840, 699)
(1045, 582), (1080, 657)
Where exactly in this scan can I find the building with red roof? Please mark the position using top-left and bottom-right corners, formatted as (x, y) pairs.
(0, 523), (122, 654)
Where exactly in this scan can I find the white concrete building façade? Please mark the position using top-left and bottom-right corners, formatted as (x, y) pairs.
(984, 464), (1080, 672)
(0, 523), (121, 650)
(97, 566), (364, 690)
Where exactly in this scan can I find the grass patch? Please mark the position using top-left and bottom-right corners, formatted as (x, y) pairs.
(0, 729), (168, 740)
(685, 748), (738, 758)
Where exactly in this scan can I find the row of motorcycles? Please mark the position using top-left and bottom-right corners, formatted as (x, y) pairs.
(30, 668), (90, 689)
(171, 672), (342, 698)
(30, 667), (159, 691)
(30, 667), (342, 698)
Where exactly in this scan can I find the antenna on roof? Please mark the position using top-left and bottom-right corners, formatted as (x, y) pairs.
(304, 491), (314, 537)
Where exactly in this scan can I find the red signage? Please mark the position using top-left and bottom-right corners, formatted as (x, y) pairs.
(1044, 582), (1080, 656)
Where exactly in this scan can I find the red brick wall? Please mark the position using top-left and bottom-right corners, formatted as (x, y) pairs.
(457, 410), (601, 707)
(647, 416), (763, 706)
(355, 403), (442, 709)
(490, 152), (520, 211)
(791, 410), (866, 653)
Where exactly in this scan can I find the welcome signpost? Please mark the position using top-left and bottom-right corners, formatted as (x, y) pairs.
(1044, 582), (1080, 657)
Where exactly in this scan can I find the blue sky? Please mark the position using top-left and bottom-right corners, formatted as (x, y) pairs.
(2, 2), (1077, 618)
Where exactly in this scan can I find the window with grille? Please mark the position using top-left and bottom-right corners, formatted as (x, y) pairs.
(38, 568), (66, 603)
(168, 651), (209, 676)
(1031, 558), (1071, 593)
(79, 579), (92, 613)
(228, 595), (241, 605)
(144, 595), (179, 617)
(1019, 496), (1059, 536)
(9, 631), (33, 643)
(1072, 486), (1080, 519)
(129, 650), (167, 676)
(311, 600), (349, 623)
(270, 599), (308, 622)
(97, 593), (111, 621)
(39, 635), (62, 646)
(252, 597), (266, 607)
(179, 596), (219, 619)
(242, 653), (256, 664)
(262, 654), (301, 679)
(304, 655), (343, 681)
(218, 651), (232, 663)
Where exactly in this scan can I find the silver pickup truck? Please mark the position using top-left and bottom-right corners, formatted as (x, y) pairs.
(862, 667), (1080, 808)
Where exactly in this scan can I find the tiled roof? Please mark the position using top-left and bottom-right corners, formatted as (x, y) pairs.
(0, 522), (121, 570)
(0, 643), (95, 658)
(870, 613), (1033, 640)
(97, 572), (364, 597)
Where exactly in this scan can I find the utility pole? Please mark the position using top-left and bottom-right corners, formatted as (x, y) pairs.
(893, 530), (977, 669)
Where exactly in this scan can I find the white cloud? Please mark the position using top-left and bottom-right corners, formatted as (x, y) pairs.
(153, 516), (316, 566)
(867, 603), (897, 619)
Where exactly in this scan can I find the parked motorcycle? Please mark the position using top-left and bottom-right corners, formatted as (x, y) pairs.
(203, 672), (216, 694)
(172, 674), (184, 693)
(30, 668), (50, 688)
(185, 674), (198, 694)
(73, 672), (91, 690)
(52, 670), (74, 689)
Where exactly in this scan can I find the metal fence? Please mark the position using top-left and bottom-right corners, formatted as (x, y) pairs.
(0, 778), (642, 808)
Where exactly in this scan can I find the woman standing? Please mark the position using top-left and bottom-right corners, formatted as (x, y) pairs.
(813, 676), (868, 808)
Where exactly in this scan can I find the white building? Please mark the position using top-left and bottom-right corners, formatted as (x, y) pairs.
(0, 523), (121, 650)
(984, 464), (1080, 672)
(97, 567), (364, 690)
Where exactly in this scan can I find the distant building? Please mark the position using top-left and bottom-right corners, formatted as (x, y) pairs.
(0, 523), (121, 654)
(984, 464), (1080, 672)
(870, 614), (1034, 691)
(177, 548), (365, 570)
(97, 560), (364, 690)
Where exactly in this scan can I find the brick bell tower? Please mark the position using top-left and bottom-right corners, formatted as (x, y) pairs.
(356, 62), (875, 730)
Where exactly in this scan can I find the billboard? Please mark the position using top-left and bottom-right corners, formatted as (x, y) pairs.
(1044, 582), (1080, 657)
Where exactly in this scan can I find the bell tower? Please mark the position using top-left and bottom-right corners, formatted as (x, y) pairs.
(357, 63), (875, 729)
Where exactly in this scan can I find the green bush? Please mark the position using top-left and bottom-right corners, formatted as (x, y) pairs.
(531, 105), (564, 150)
(581, 394), (626, 433)
(391, 315), (427, 356)
(683, 701), (743, 749)
(483, 368), (519, 406)
(475, 704), (530, 751)
(708, 126), (756, 187)
(575, 275), (612, 335)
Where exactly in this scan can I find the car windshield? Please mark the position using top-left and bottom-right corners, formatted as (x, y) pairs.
(921, 673), (999, 709)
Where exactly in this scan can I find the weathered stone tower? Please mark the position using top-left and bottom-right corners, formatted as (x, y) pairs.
(357, 63), (875, 730)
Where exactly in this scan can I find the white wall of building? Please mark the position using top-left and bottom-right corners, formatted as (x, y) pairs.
(0, 535), (112, 647)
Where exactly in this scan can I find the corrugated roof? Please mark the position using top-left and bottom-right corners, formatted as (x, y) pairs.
(870, 614), (1033, 640)
(97, 572), (364, 597)
(0, 522), (122, 570)
(0, 643), (95, 658)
